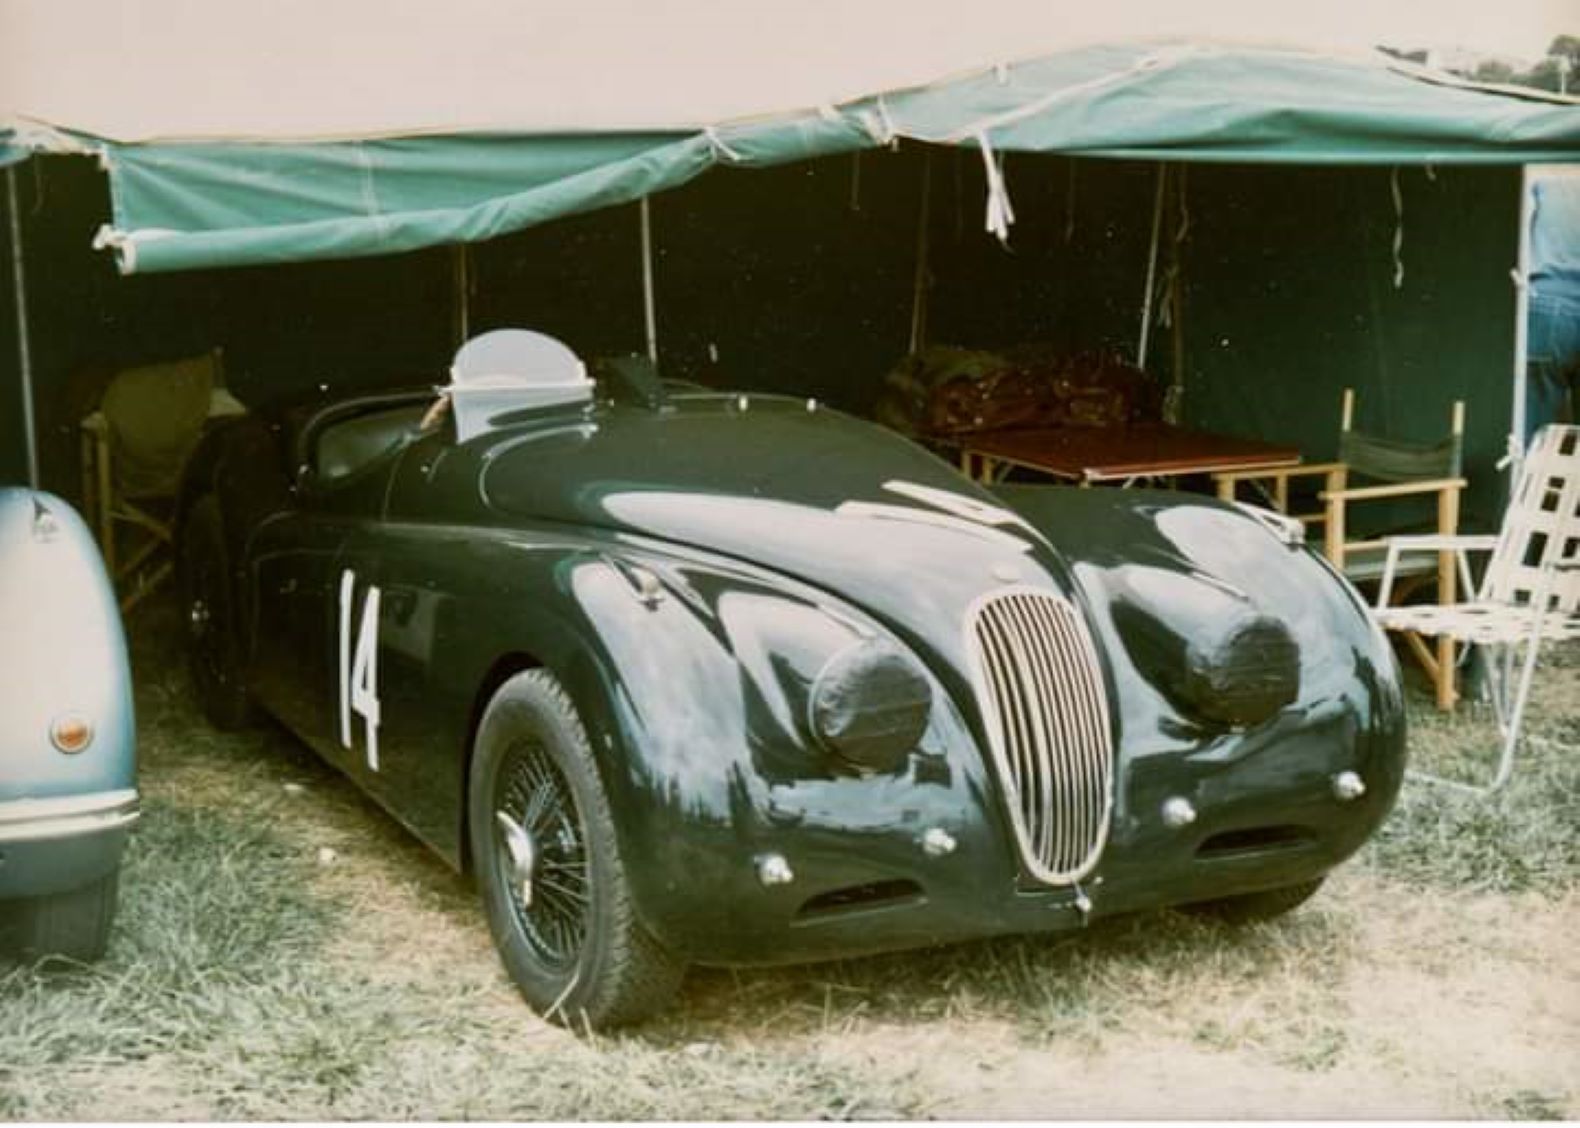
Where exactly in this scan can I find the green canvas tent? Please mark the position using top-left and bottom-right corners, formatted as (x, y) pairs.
(2, 4), (1577, 513)
(36, 43), (1580, 275)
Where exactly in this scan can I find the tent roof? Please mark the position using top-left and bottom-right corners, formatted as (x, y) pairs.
(3, 3), (1576, 274)
(2, 0), (1571, 142)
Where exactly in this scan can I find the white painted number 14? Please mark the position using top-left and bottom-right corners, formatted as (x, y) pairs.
(338, 569), (382, 771)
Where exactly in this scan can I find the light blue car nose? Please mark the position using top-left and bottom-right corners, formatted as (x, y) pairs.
(0, 489), (136, 806)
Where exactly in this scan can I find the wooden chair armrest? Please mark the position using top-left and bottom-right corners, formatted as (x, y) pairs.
(1213, 461), (1344, 485)
(1321, 477), (1466, 503)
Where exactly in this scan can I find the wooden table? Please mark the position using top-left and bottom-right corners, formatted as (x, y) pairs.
(958, 423), (1302, 486)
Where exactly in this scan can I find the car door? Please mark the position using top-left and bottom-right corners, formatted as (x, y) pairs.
(247, 509), (350, 761)
(332, 516), (464, 859)
(249, 404), (423, 775)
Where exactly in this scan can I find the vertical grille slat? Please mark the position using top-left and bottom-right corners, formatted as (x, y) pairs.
(966, 587), (1115, 885)
(998, 599), (1056, 858)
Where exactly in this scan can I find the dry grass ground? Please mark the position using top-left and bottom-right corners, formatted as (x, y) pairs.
(2, 595), (1576, 1120)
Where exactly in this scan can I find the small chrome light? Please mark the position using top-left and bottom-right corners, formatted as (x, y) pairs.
(920, 827), (957, 857)
(50, 713), (94, 754)
(629, 566), (664, 608)
(1161, 796), (1197, 829)
(756, 853), (794, 887)
(1332, 770), (1366, 802)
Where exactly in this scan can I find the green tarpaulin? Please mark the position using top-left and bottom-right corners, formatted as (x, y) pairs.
(0, 130), (26, 169)
(68, 42), (1580, 273)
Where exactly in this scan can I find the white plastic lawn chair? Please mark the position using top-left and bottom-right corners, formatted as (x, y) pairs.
(1373, 424), (1580, 794)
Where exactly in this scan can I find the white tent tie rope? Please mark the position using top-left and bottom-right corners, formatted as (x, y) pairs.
(875, 96), (899, 146)
(854, 108), (891, 146)
(941, 44), (1196, 145)
(703, 126), (744, 164)
(976, 131), (1015, 245)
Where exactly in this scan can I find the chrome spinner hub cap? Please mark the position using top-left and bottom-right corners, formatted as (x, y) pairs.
(496, 810), (539, 908)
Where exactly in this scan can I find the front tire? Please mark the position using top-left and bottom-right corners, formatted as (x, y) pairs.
(178, 496), (255, 730)
(1184, 877), (1326, 924)
(14, 871), (120, 962)
(468, 669), (683, 1029)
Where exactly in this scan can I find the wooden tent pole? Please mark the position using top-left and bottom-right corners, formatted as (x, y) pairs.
(908, 151), (933, 356)
(641, 196), (658, 364)
(1137, 163), (1167, 370)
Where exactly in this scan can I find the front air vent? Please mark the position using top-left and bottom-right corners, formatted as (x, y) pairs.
(1197, 825), (1314, 858)
(966, 587), (1115, 885)
(795, 879), (924, 920)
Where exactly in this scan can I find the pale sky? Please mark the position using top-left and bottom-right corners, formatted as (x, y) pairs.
(2, 0), (1574, 141)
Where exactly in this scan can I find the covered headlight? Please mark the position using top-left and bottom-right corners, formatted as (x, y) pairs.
(1111, 565), (1299, 729)
(808, 639), (933, 773)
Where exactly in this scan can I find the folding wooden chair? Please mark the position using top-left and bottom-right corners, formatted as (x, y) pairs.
(1216, 388), (1466, 707)
(1374, 424), (1580, 793)
(79, 350), (240, 610)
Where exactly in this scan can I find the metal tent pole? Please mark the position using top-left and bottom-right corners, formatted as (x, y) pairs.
(1137, 164), (1168, 371)
(640, 196), (658, 364)
(7, 165), (39, 488)
(1510, 165), (1535, 462)
(908, 151), (933, 356)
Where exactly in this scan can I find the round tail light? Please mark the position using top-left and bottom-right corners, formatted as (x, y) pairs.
(50, 713), (95, 754)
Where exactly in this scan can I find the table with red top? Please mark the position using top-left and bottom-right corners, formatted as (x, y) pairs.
(957, 422), (1302, 486)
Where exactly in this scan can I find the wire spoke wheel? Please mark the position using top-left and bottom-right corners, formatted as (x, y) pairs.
(495, 739), (589, 970)
(469, 669), (683, 1029)
(178, 497), (254, 730)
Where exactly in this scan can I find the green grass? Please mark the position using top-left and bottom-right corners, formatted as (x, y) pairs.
(1360, 644), (1580, 894)
(1, 599), (1575, 1119)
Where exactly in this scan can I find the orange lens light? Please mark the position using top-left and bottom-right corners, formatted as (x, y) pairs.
(50, 714), (94, 754)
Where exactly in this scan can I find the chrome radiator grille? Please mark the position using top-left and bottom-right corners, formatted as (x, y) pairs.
(965, 587), (1114, 885)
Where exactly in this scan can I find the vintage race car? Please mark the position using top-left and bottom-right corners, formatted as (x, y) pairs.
(1, 488), (138, 962)
(177, 329), (1405, 1027)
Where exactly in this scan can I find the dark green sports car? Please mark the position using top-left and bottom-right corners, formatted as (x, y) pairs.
(177, 329), (1405, 1028)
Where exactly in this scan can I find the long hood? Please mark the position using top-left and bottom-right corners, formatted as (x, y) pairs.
(477, 395), (1083, 643)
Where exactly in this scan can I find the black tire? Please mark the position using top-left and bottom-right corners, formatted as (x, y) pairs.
(468, 669), (683, 1029)
(15, 871), (119, 962)
(178, 496), (256, 730)
(1184, 877), (1326, 924)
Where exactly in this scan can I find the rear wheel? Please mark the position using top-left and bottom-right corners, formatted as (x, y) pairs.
(468, 670), (683, 1029)
(14, 871), (120, 963)
(179, 496), (255, 730)
(1184, 877), (1326, 924)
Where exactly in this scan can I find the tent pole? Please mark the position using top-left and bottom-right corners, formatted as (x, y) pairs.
(7, 165), (39, 489)
(908, 151), (933, 356)
(640, 196), (658, 364)
(1137, 163), (1167, 370)
(1510, 165), (1534, 466)
(452, 244), (472, 347)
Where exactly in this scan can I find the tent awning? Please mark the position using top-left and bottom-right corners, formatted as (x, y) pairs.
(0, 130), (27, 169)
(44, 42), (1580, 274)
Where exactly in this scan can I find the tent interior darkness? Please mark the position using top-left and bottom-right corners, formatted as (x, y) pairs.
(1, 147), (1525, 533)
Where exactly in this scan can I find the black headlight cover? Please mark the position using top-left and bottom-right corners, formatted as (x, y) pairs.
(808, 639), (933, 773)
(1111, 566), (1300, 729)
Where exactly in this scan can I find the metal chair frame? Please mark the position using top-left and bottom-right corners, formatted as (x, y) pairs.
(1374, 424), (1580, 793)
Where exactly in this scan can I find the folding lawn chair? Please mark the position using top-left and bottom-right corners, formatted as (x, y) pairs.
(1373, 424), (1580, 793)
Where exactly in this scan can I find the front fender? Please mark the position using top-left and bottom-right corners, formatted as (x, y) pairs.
(0, 489), (135, 803)
(433, 533), (1012, 961)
